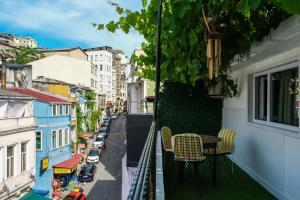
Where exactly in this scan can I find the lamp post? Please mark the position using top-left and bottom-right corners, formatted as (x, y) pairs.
(154, 0), (162, 124)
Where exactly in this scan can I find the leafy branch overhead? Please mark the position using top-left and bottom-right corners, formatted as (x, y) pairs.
(95, 0), (294, 87)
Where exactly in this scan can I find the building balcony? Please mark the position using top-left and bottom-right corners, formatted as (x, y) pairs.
(0, 116), (35, 132)
(126, 118), (276, 200)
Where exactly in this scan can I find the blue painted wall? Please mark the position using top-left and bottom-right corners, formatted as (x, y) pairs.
(33, 101), (72, 197)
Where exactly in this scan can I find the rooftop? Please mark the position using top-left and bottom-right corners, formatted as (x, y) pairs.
(6, 63), (31, 69)
(0, 89), (34, 100)
(84, 46), (113, 53)
(8, 88), (70, 104)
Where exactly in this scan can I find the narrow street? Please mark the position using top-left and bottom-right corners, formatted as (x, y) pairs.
(83, 115), (127, 200)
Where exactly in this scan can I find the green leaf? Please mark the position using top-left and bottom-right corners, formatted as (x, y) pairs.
(106, 21), (117, 32)
(278, 0), (300, 14)
(248, 0), (261, 9)
(97, 24), (104, 30)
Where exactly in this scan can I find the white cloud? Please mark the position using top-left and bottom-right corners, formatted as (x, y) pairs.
(0, 0), (144, 55)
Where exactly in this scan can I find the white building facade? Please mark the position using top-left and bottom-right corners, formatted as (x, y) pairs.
(224, 15), (300, 200)
(0, 90), (36, 199)
(84, 46), (114, 104)
(29, 55), (97, 92)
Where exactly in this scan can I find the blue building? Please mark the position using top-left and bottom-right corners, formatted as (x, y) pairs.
(10, 89), (72, 197)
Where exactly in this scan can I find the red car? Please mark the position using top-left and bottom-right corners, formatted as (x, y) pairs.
(63, 191), (86, 200)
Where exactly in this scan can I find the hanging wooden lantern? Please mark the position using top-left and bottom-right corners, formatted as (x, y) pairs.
(206, 32), (222, 80)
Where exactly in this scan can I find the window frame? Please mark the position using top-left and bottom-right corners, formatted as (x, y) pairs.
(52, 130), (57, 149)
(21, 142), (27, 172)
(252, 62), (300, 132)
(36, 131), (43, 151)
(65, 128), (69, 145)
(7, 145), (15, 178)
(52, 104), (57, 116)
(58, 129), (63, 147)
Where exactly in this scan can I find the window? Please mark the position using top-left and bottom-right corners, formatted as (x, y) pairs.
(91, 66), (94, 74)
(52, 104), (57, 116)
(91, 79), (94, 87)
(59, 105), (63, 116)
(95, 81), (97, 88)
(90, 55), (93, 61)
(59, 129), (63, 147)
(7, 146), (14, 178)
(100, 75), (103, 81)
(270, 68), (299, 126)
(21, 143), (27, 172)
(52, 130), (57, 149)
(95, 66), (98, 76)
(255, 75), (268, 121)
(65, 128), (69, 145)
(95, 55), (98, 61)
(100, 54), (103, 61)
(36, 131), (42, 150)
(66, 105), (69, 115)
(100, 64), (103, 71)
(253, 65), (299, 128)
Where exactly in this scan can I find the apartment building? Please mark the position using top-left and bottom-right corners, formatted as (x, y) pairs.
(0, 33), (37, 48)
(84, 46), (114, 105)
(0, 90), (36, 199)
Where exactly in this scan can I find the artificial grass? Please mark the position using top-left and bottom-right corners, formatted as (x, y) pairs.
(164, 157), (277, 200)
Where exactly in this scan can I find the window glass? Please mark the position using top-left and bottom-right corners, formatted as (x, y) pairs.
(36, 131), (42, 150)
(59, 105), (63, 116)
(52, 131), (57, 149)
(52, 105), (57, 116)
(65, 129), (69, 145)
(271, 67), (299, 126)
(66, 105), (69, 115)
(59, 129), (63, 146)
(21, 143), (27, 171)
(7, 146), (14, 177)
(255, 75), (268, 121)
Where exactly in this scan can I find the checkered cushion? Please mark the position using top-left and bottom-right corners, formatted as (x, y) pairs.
(161, 126), (173, 152)
(205, 129), (236, 155)
(171, 133), (206, 162)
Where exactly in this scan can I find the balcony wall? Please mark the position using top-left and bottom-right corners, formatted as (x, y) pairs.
(0, 116), (35, 131)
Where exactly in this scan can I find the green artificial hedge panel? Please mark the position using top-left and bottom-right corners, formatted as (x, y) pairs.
(158, 81), (223, 136)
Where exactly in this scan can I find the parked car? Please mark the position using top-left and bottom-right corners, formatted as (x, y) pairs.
(63, 191), (86, 200)
(86, 149), (100, 164)
(93, 135), (105, 149)
(78, 164), (96, 182)
(99, 126), (108, 138)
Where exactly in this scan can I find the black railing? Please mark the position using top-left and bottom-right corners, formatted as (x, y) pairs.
(127, 122), (157, 200)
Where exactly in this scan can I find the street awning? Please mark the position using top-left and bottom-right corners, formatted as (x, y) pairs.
(78, 143), (86, 148)
(53, 154), (81, 174)
(80, 133), (93, 140)
(21, 191), (50, 200)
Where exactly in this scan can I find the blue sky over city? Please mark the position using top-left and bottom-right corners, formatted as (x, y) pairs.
(0, 0), (144, 56)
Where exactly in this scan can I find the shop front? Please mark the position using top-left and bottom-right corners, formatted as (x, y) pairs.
(52, 154), (82, 199)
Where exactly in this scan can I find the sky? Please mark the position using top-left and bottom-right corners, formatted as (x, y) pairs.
(0, 0), (144, 56)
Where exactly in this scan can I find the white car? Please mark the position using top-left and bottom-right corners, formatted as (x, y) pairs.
(93, 135), (105, 149)
(86, 149), (100, 164)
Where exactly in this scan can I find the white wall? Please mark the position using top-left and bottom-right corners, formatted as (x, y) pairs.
(223, 45), (300, 200)
(30, 55), (96, 89)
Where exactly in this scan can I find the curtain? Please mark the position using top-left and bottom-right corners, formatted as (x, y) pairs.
(277, 70), (298, 126)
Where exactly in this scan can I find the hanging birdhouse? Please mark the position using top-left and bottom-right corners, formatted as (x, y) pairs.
(207, 32), (222, 80)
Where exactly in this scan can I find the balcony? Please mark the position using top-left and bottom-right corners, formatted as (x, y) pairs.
(0, 116), (35, 132)
(127, 121), (276, 200)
